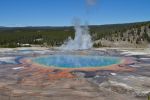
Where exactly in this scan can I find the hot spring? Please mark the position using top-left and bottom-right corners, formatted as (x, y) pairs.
(32, 55), (121, 68)
(29, 20), (123, 69)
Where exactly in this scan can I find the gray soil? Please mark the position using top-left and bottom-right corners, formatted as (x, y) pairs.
(0, 49), (150, 100)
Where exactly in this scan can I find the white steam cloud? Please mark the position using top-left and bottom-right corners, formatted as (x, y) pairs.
(61, 19), (93, 50)
(60, 0), (97, 50)
(86, 0), (97, 6)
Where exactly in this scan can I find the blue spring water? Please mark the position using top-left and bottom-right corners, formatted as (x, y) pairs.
(32, 55), (121, 68)
(18, 50), (33, 54)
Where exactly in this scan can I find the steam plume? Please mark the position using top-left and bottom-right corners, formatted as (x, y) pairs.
(86, 0), (97, 6)
(60, 19), (93, 50)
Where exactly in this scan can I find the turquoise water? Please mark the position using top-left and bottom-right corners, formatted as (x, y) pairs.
(32, 55), (121, 68)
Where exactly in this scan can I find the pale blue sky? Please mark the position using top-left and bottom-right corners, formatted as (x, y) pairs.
(0, 0), (150, 26)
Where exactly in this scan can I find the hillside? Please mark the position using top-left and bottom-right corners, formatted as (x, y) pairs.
(0, 21), (150, 48)
(93, 21), (150, 48)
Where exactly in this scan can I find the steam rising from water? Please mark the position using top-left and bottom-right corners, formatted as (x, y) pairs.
(60, 0), (97, 50)
(61, 20), (93, 50)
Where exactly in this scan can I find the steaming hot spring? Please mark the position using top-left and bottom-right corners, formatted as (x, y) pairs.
(17, 21), (133, 72)
(20, 22), (130, 70)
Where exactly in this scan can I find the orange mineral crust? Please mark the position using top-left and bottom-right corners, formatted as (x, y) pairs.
(15, 57), (136, 86)
(17, 57), (135, 87)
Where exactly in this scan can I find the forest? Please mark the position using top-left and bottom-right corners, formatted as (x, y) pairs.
(0, 21), (150, 48)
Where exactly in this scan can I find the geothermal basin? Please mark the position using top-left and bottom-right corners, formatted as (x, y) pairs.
(0, 48), (150, 100)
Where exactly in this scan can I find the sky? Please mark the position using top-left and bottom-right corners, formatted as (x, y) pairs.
(0, 0), (150, 27)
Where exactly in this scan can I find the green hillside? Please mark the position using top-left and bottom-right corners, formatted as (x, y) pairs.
(0, 21), (150, 48)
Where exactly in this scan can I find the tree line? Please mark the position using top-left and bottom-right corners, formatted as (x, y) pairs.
(0, 21), (150, 48)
